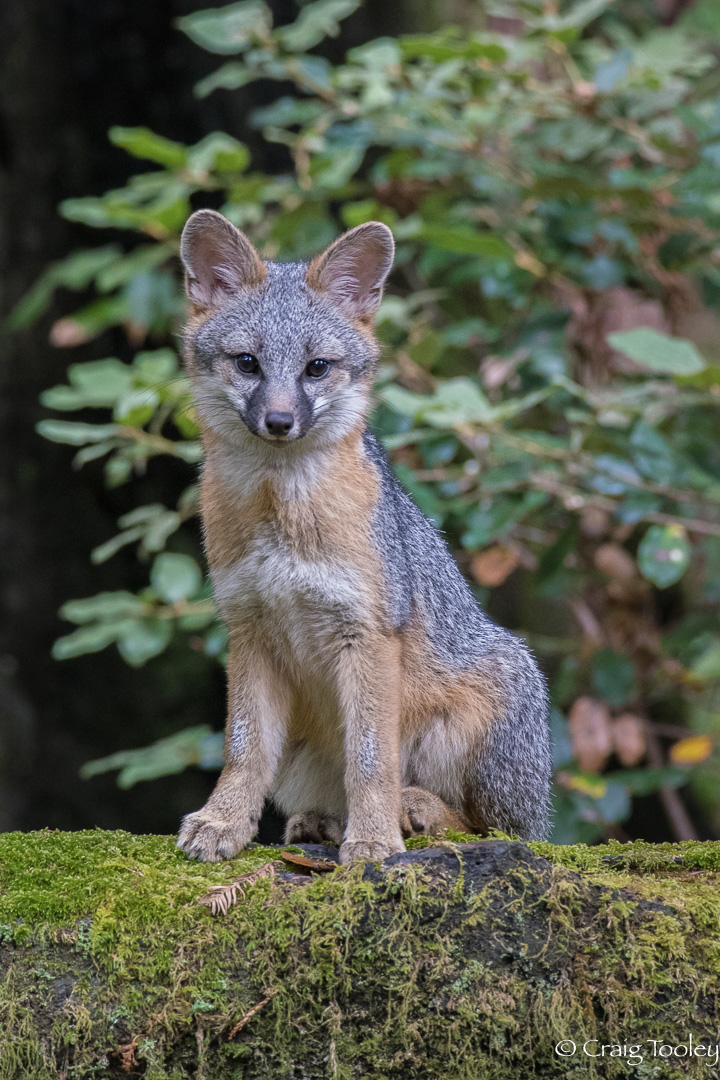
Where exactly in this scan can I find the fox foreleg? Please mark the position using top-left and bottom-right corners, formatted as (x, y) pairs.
(177, 641), (287, 862)
(336, 631), (405, 865)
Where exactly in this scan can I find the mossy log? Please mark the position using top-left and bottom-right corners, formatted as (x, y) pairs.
(1, 831), (720, 1079)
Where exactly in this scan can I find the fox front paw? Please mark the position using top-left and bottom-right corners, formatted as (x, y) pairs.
(339, 837), (405, 865)
(177, 810), (255, 862)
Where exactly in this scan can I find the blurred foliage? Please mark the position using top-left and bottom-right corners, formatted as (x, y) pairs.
(15, 0), (720, 843)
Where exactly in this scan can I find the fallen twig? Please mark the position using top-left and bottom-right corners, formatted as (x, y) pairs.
(198, 862), (275, 916)
(228, 993), (275, 1040)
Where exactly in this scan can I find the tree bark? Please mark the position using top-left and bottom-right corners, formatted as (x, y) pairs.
(1, 831), (718, 1079)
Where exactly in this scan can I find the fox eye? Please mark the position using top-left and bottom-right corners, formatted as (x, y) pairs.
(233, 353), (259, 375)
(305, 358), (330, 379)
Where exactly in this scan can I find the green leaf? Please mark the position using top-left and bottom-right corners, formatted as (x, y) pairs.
(40, 387), (88, 412)
(133, 348), (179, 384)
(638, 524), (691, 588)
(681, 0), (720, 40)
(591, 649), (638, 708)
(530, 176), (600, 201)
(80, 725), (224, 787)
(69, 359), (134, 405)
(608, 329), (706, 375)
(400, 35), (507, 63)
(172, 442), (204, 464)
(275, 0), (359, 52)
(95, 244), (174, 292)
(177, 0), (271, 55)
(118, 504), (168, 527)
(536, 524), (578, 585)
(310, 146), (365, 189)
(392, 464), (445, 527)
(117, 618), (173, 667)
(173, 410), (202, 440)
(187, 132), (251, 173)
(381, 378), (496, 427)
(461, 492), (547, 549)
(533, 0), (613, 34)
(109, 127), (188, 168)
(52, 622), (132, 660)
(36, 421), (120, 446)
(141, 512), (183, 554)
(204, 624), (229, 657)
(607, 766), (688, 795)
(589, 780), (631, 825)
(113, 388), (159, 427)
(419, 225), (512, 260)
(124, 271), (182, 333)
(72, 442), (117, 467)
(47, 297), (130, 343)
(150, 553), (203, 602)
(179, 607), (217, 631)
(60, 592), (146, 624)
(690, 639), (720, 681)
(91, 528), (146, 565)
(194, 62), (256, 98)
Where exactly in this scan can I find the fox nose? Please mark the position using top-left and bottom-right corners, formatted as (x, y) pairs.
(264, 411), (294, 436)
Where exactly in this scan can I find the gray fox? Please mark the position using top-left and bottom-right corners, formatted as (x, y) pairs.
(176, 209), (551, 864)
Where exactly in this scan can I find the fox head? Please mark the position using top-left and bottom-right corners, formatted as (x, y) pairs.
(180, 209), (394, 450)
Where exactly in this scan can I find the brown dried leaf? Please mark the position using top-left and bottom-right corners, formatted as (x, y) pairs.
(573, 80), (596, 100)
(374, 177), (432, 216)
(395, 351), (436, 393)
(568, 696), (613, 772)
(481, 356), (516, 389)
(198, 862), (275, 916)
(594, 543), (637, 582)
(117, 1038), (138, 1072)
(580, 507), (610, 539)
(469, 545), (519, 588)
(280, 851), (338, 873)
(49, 318), (90, 348)
(612, 713), (646, 767)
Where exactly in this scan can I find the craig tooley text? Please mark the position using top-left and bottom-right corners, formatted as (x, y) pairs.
(554, 1035), (719, 1067)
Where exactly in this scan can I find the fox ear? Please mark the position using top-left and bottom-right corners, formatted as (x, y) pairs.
(180, 209), (265, 309)
(307, 222), (394, 321)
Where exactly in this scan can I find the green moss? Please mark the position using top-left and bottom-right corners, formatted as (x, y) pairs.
(529, 836), (720, 874)
(1, 831), (719, 1079)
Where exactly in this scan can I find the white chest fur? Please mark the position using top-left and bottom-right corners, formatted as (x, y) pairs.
(211, 530), (370, 662)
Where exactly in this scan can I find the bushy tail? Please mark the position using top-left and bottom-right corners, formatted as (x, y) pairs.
(469, 633), (552, 842)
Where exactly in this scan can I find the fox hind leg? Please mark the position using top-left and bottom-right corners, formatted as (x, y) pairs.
(284, 811), (344, 845)
(404, 636), (551, 843)
(273, 741), (347, 845)
(400, 786), (467, 838)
